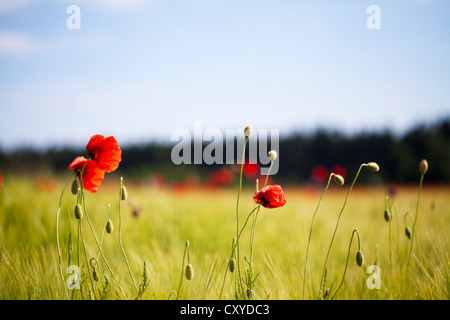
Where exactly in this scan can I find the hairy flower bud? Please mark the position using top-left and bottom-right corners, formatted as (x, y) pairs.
(185, 264), (194, 281)
(419, 159), (428, 175)
(405, 226), (412, 240)
(244, 125), (252, 139)
(268, 150), (277, 162)
(106, 219), (114, 233)
(384, 209), (391, 222)
(121, 186), (128, 201)
(229, 258), (236, 273)
(74, 204), (83, 220)
(71, 179), (80, 195)
(367, 162), (380, 172)
(356, 250), (364, 267)
(333, 174), (345, 186)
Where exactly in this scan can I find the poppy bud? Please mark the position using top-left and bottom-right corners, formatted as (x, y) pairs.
(333, 174), (345, 186)
(74, 204), (83, 220)
(106, 219), (114, 233)
(121, 186), (127, 201)
(405, 226), (412, 239)
(268, 150), (277, 162)
(367, 162), (380, 172)
(419, 159), (428, 175)
(323, 288), (330, 299)
(71, 179), (80, 195)
(229, 258), (236, 273)
(384, 209), (391, 222)
(185, 264), (194, 280)
(244, 125), (252, 139)
(93, 270), (99, 282)
(356, 250), (364, 267)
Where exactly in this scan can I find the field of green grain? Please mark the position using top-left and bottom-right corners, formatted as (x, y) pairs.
(0, 174), (448, 300)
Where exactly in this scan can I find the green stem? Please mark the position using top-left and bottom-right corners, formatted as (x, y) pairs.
(119, 177), (138, 292)
(56, 172), (75, 300)
(79, 219), (96, 300)
(246, 159), (273, 299)
(77, 220), (83, 299)
(176, 240), (190, 300)
(408, 173), (424, 268)
(78, 160), (127, 299)
(330, 229), (361, 300)
(235, 136), (248, 297)
(219, 205), (260, 299)
(319, 163), (366, 294)
(302, 174), (333, 299)
(386, 196), (392, 267)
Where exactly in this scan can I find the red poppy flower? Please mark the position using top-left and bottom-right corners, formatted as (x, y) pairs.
(253, 184), (287, 209)
(86, 135), (122, 173)
(0, 170), (3, 187)
(68, 156), (105, 193)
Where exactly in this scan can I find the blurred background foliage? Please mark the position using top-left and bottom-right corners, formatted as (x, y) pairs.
(1, 118), (449, 185)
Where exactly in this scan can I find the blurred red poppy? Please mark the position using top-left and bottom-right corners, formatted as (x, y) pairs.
(208, 168), (234, 186)
(0, 170), (3, 187)
(331, 165), (347, 180)
(310, 165), (328, 183)
(68, 156), (105, 193)
(242, 159), (260, 179)
(253, 184), (287, 208)
(86, 135), (122, 173)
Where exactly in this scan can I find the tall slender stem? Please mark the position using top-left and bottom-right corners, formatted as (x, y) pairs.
(319, 164), (365, 294)
(330, 229), (361, 300)
(79, 219), (96, 299)
(78, 160), (127, 299)
(176, 241), (189, 299)
(119, 177), (138, 292)
(302, 174), (333, 299)
(235, 136), (248, 297)
(408, 173), (424, 268)
(56, 172), (75, 300)
(219, 206), (260, 299)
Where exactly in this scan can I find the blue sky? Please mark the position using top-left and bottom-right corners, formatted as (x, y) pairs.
(0, 0), (449, 149)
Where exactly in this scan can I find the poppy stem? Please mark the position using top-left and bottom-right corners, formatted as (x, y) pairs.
(235, 136), (248, 298)
(79, 218), (97, 300)
(56, 171), (75, 300)
(94, 204), (110, 291)
(219, 205), (260, 299)
(263, 161), (274, 188)
(407, 172), (425, 269)
(78, 159), (128, 300)
(247, 205), (261, 299)
(330, 229), (361, 300)
(302, 173), (333, 300)
(176, 240), (190, 299)
(119, 177), (138, 292)
(319, 163), (366, 297)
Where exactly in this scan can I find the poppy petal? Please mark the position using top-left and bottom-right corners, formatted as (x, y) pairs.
(86, 135), (122, 173)
(253, 184), (287, 209)
(68, 156), (105, 193)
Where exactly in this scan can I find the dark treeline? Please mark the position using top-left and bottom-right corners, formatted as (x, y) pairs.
(1, 119), (449, 184)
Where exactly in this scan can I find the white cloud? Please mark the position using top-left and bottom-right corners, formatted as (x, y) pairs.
(0, 32), (35, 55)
